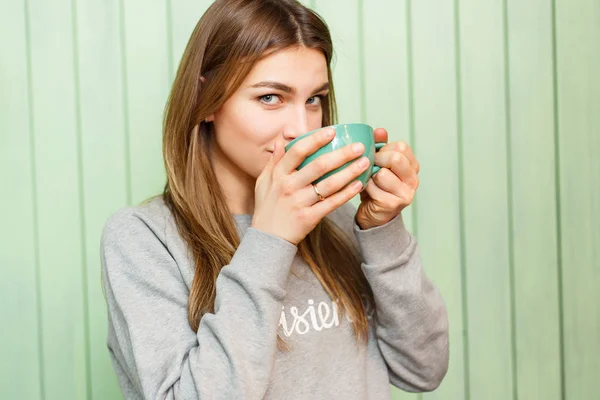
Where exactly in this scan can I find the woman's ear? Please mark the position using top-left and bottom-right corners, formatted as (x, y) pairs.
(200, 76), (215, 122)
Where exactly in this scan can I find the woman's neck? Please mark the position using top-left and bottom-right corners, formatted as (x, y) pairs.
(211, 146), (256, 216)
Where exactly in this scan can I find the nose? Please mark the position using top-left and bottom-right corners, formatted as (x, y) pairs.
(282, 105), (310, 142)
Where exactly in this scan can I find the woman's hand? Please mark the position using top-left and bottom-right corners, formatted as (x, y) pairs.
(252, 128), (370, 245)
(355, 128), (420, 230)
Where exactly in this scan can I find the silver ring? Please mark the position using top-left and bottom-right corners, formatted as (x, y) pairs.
(312, 183), (326, 201)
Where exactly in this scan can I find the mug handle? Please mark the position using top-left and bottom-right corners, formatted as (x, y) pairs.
(371, 142), (386, 175)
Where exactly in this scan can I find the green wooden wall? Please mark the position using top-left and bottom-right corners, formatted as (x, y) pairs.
(1, 0), (598, 399)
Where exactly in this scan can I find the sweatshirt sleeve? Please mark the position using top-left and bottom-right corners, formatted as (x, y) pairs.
(100, 208), (297, 400)
(332, 204), (449, 392)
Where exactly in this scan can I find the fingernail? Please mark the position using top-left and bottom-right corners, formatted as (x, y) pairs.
(352, 143), (365, 154)
(352, 181), (363, 190)
(324, 128), (335, 138)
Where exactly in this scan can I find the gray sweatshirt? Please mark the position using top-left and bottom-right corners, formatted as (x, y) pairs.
(101, 196), (448, 400)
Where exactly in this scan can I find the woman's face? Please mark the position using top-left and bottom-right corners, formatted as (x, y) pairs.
(209, 46), (329, 180)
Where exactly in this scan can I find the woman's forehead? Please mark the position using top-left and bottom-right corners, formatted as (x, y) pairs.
(242, 47), (328, 91)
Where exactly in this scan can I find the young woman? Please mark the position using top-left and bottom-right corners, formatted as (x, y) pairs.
(101, 0), (449, 398)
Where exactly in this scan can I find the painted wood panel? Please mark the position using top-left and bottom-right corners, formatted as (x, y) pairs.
(26, 0), (89, 398)
(456, 0), (514, 398)
(2, 0), (599, 398)
(169, 0), (213, 81)
(506, 0), (562, 398)
(555, 0), (600, 398)
(410, 0), (466, 398)
(75, 0), (129, 398)
(122, 0), (170, 204)
(0, 1), (43, 399)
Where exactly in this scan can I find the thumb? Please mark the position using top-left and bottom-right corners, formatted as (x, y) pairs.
(262, 138), (285, 175)
(272, 137), (286, 164)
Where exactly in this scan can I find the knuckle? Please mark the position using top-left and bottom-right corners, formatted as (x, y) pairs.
(271, 166), (284, 182)
(317, 130), (330, 142)
(279, 178), (295, 195)
(341, 189), (354, 203)
(316, 157), (333, 173)
(290, 146), (305, 159)
(315, 180), (329, 195)
(331, 200), (343, 211)
(327, 194), (342, 209)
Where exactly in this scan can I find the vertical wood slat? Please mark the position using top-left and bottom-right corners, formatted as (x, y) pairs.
(75, 0), (129, 398)
(0, 1), (43, 398)
(122, 0), (170, 205)
(410, 0), (466, 398)
(27, 0), (89, 398)
(555, 0), (600, 398)
(505, 0), (562, 399)
(360, 0), (416, 236)
(456, 0), (514, 398)
(169, 0), (213, 80)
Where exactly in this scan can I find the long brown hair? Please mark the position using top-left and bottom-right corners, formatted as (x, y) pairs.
(162, 0), (374, 349)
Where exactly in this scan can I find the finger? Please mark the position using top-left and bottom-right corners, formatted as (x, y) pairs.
(373, 128), (388, 144)
(257, 140), (281, 187)
(298, 155), (370, 204)
(291, 142), (365, 190)
(397, 142), (419, 172)
(374, 151), (414, 182)
(264, 138), (285, 174)
(372, 167), (415, 199)
(363, 177), (400, 207)
(379, 141), (420, 173)
(310, 180), (363, 217)
(277, 128), (335, 174)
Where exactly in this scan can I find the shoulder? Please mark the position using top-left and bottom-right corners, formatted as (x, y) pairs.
(100, 197), (194, 306)
(101, 195), (178, 255)
(100, 195), (194, 281)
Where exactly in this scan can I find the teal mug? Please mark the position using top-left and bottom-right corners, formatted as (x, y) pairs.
(284, 123), (385, 189)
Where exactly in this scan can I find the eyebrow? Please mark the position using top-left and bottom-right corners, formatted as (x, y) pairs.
(250, 81), (330, 95)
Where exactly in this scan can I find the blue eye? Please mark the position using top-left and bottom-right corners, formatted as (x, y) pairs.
(307, 95), (323, 105)
(259, 94), (280, 105)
